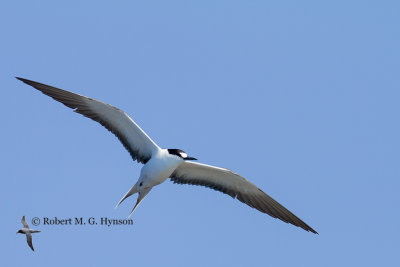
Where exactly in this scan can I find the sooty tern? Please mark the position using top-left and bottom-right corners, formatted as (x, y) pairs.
(17, 77), (317, 234)
(17, 216), (41, 251)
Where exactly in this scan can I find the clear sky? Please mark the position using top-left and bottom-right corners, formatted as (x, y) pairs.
(1, 1), (399, 266)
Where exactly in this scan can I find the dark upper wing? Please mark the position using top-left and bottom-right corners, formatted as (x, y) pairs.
(17, 78), (160, 163)
(26, 233), (34, 251)
(171, 161), (317, 234)
(21, 216), (29, 228)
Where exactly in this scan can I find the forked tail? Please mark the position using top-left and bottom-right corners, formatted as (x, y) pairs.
(128, 187), (152, 217)
(115, 183), (138, 209)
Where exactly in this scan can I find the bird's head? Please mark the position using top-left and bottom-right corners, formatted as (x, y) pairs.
(16, 230), (23, 234)
(167, 149), (197, 160)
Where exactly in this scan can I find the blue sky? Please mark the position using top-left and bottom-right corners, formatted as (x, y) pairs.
(1, 1), (399, 266)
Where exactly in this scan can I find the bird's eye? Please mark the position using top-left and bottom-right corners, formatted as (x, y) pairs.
(139, 182), (143, 186)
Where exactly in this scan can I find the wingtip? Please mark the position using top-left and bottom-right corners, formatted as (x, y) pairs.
(312, 230), (319, 235)
(15, 77), (31, 85)
(307, 227), (318, 235)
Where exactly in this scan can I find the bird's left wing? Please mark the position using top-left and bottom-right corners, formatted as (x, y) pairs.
(17, 78), (160, 163)
(21, 216), (29, 228)
(26, 233), (34, 251)
(170, 161), (317, 234)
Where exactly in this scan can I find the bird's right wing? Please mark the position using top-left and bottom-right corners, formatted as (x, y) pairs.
(17, 78), (160, 164)
(26, 233), (34, 251)
(21, 216), (29, 229)
(171, 161), (317, 234)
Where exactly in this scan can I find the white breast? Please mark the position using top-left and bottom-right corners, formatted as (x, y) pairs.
(140, 149), (183, 186)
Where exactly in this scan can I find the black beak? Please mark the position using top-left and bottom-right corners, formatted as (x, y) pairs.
(184, 157), (197, 160)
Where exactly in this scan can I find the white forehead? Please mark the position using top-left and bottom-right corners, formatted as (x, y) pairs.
(179, 152), (187, 158)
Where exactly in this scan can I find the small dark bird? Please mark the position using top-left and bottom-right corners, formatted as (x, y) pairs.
(17, 216), (41, 251)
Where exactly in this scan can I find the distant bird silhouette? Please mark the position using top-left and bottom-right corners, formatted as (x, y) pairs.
(17, 216), (40, 251)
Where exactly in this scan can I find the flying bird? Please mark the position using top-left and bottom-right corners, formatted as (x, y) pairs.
(17, 77), (317, 234)
(17, 216), (41, 251)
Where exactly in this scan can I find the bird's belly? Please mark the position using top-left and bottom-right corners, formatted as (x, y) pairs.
(140, 157), (182, 186)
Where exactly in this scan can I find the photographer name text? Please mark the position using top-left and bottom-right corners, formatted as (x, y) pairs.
(31, 217), (133, 227)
